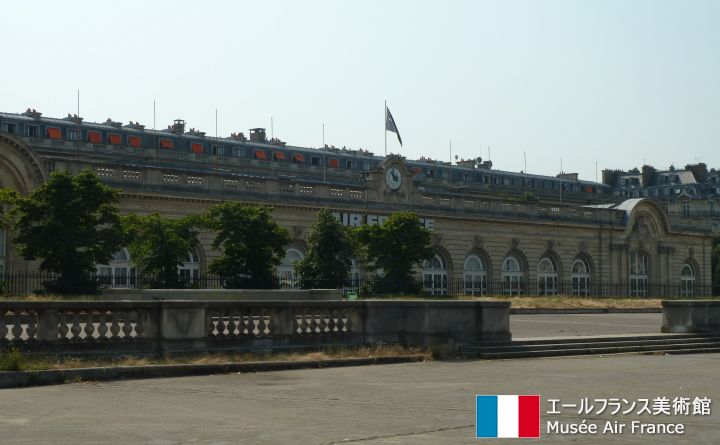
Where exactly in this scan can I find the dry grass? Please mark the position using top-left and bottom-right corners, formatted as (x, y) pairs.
(2, 343), (429, 372)
(473, 295), (662, 309)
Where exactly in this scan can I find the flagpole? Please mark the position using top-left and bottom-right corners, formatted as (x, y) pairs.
(384, 100), (387, 157)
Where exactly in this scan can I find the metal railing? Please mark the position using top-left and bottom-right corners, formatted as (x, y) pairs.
(0, 272), (716, 298)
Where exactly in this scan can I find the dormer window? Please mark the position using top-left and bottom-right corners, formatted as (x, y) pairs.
(24, 125), (39, 137)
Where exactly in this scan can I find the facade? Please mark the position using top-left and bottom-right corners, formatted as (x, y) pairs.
(604, 164), (720, 236)
(0, 109), (714, 296)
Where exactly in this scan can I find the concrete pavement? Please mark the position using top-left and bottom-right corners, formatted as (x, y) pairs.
(0, 352), (717, 444)
(510, 312), (662, 338)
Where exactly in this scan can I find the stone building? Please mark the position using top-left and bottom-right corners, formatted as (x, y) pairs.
(0, 109), (713, 296)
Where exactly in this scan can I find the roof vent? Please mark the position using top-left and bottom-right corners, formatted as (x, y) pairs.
(186, 127), (206, 137)
(63, 113), (84, 124)
(103, 118), (123, 129)
(249, 128), (266, 142)
(21, 108), (42, 119)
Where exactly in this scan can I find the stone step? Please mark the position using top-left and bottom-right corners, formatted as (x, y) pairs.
(465, 333), (716, 348)
(460, 333), (720, 359)
(464, 336), (720, 353)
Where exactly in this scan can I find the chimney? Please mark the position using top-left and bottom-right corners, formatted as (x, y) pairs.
(685, 163), (708, 182)
(641, 165), (656, 187)
(602, 169), (621, 186)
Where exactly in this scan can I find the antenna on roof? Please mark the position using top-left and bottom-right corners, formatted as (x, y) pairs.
(153, 100), (156, 130)
(77, 89), (80, 117)
(215, 108), (218, 138)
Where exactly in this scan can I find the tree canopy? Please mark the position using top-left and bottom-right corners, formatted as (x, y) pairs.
(3, 169), (124, 294)
(354, 211), (433, 294)
(204, 202), (290, 289)
(294, 209), (354, 289)
(123, 213), (202, 289)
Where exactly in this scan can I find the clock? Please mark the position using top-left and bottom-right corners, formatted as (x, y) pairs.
(385, 166), (402, 190)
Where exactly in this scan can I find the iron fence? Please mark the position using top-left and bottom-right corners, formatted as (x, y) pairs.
(0, 272), (716, 298)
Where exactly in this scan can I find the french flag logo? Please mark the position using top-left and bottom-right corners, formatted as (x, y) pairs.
(476, 395), (541, 438)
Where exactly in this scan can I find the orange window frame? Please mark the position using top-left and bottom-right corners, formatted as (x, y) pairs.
(108, 134), (121, 145)
(328, 158), (339, 168)
(47, 127), (61, 139)
(159, 139), (174, 149)
(128, 135), (141, 148)
(254, 150), (267, 160)
(88, 131), (102, 144)
(191, 142), (203, 154)
(293, 153), (304, 163)
(273, 152), (286, 161)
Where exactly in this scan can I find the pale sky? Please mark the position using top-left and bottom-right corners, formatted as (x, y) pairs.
(2, 0), (718, 181)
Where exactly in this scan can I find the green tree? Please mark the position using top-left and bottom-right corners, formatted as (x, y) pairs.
(712, 237), (720, 296)
(123, 213), (202, 289)
(294, 209), (354, 289)
(354, 211), (433, 294)
(205, 202), (290, 289)
(3, 170), (124, 294)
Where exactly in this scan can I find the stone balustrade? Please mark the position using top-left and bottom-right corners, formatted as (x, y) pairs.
(661, 300), (720, 333)
(0, 300), (510, 355)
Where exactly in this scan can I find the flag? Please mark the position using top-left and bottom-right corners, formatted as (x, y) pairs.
(385, 105), (402, 146)
(476, 395), (540, 438)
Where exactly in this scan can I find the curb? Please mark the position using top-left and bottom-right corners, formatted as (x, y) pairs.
(510, 308), (662, 314)
(0, 355), (427, 389)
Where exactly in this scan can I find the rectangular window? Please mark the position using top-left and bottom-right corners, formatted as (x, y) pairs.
(293, 153), (304, 163)
(67, 128), (80, 140)
(442, 170), (449, 180)
(328, 158), (339, 168)
(24, 125), (39, 137)
(107, 133), (122, 145)
(211, 145), (225, 156)
(311, 156), (320, 166)
(3, 123), (16, 134)
(128, 135), (141, 148)
(87, 131), (102, 144)
(254, 150), (267, 160)
(346, 160), (355, 169)
(159, 138), (174, 149)
(682, 203), (690, 216)
(273, 151), (286, 161)
(463, 173), (470, 182)
(191, 142), (203, 154)
(232, 147), (243, 157)
(46, 127), (62, 139)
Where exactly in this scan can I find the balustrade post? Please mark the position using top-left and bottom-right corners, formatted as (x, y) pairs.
(269, 305), (296, 338)
(36, 308), (60, 342)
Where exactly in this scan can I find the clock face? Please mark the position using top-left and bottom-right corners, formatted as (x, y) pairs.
(385, 166), (402, 190)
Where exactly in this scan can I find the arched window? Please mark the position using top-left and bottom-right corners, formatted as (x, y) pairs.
(422, 254), (448, 295)
(178, 249), (201, 287)
(680, 263), (695, 297)
(278, 248), (304, 289)
(571, 259), (591, 296)
(97, 248), (136, 289)
(502, 254), (524, 296)
(0, 227), (5, 276)
(629, 252), (648, 297)
(463, 254), (487, 296)
(537, 257), (558, 296)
